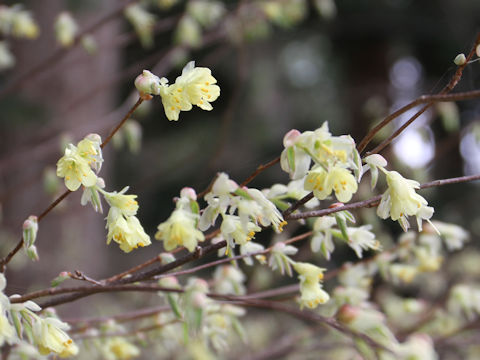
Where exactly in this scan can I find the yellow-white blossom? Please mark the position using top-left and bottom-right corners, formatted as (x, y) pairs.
(33, 317), (78, 358)
(106, 211), (151, 253)
(54, 12), (78, 47)
(125, 4), (156, 48)
(156, 208), (204, 252)
(56, 144), (98, 191)
(347, 225), (380, 258)
(305, 165), (358, 202)
(11, 8), (38, 39)
(100, 337), (141, 360)
(103, 187), (139, 217)
(220, 214), (260, 247)
(293, 262), (329, 309)
(0, 41), (14, 70)
(159, 61), (220, 120)
(377, 170), (434, 231)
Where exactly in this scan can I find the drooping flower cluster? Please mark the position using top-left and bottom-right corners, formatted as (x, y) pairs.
(377, 170), (434, 232)
(280, 122), (361, 203)
(310, 212), (380, 260)
(134, 61), (220, 121)
(103, 187), (151, 253)
(56, 134), (103, 191)
(56, 134), (150, 253)
(199, 173), (285, 255)
(155, 187), (205, 252)
(293, 262), (330, 309)
(0, 5), (39, 39)
(0, 274), (78, 358)
(54, 12), (78, 47)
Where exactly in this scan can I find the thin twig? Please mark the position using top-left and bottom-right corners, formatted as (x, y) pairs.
(286, 173), (480, 220)
(0, 97), (144, 272)
(357, 33), (480, 154)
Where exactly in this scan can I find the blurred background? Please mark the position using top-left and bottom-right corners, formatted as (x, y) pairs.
(0, 0), (480, 352)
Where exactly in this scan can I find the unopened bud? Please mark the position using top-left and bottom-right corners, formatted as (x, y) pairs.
(454, 53), (466, 66)
(22, 215), (38, 248)
(124, 120), (142, 154)
(159, 276), (180, 289)
(283, 129), (301, 147)
(180, 187), (197, 201)
(135, 70), (161, 97)
(26, 245), (39, 261)
(159, 252), (176, 264)
(55, 12), (78, 47)
(192, 292), (208, 309)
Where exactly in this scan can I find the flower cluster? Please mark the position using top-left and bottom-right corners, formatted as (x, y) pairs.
(280, 122), (361, 203)
(377, 170), (434, 232)
(55, 133), (150, 253)
(134, 61), (220, 121)
(293, 262), (329, 309)
(104, 187), (151, 253)
(199, 173), (285, 255)
(0, 274), (78, 358)
(56, 134), (103, 191)
(0, 5), (39, 39)
(155, 187), (205, 252)
(54, 12), (78, 47)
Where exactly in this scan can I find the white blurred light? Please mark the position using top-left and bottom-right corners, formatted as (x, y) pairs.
(460, 132), (480, 175)
(281, 41), (322, 88)
(390, 56), (422, 90)
(393, 128), (435, 168)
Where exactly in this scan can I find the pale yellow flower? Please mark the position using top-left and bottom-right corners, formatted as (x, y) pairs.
(33, 317), (78, 358)
(155, 209), (204, 252)
(305, 166), (357, 202)
(102, 337), (140, 360)
(159, 82), (193, 121)
(293, 262), (329, 309)
(104, 187), (139, 217)
(175, 61), (220, 110)
(56, 145), (97, 191)
(107, 213), (151, 253)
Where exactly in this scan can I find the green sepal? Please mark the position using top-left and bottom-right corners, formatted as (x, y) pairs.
(183, 322), (189, 345)
(352, 148), (363, 182)
(334, 214), (349, 242)
(51, 274), (69, 287)
(287, 146), (296, 172)
(167, 293), (182, 320)
(272, 199), (291, 211)
(189, 200), (200, 215)
(10, 310), (22, 339)
(233, 188), (252, 200)
(20, 312), (34, 344)
(231, 316), (247, 343)
(342, 210), (356, 224)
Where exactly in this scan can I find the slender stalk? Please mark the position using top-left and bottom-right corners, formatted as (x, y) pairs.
(0, 97), (144, 272)
(357, 33), (480, 154)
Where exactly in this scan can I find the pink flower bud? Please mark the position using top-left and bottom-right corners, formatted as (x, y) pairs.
(283, 129), (301, 147)
(180, 187), (197, 200)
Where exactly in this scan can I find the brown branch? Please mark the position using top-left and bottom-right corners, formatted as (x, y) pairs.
(240, 157), (281, 187)
(66, 305), (170, 326)
(225, 298), (394, 354)
(0, 97), (144, 272)
(286, 173), (480, 220)
(357, 32), (480, 154)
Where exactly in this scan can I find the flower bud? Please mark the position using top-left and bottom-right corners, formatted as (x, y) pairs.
(22, 215), (38, 248)
(26, 245), (39, 261)
(55, 12), (78, 47)
(159, 252), (176, 264)
(134, 70), (161, 97)
(454, 53), (466, 66)
(283, 129), (301, 147)
(0, 41), (14, 71)
(180, 187), (197, 201)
